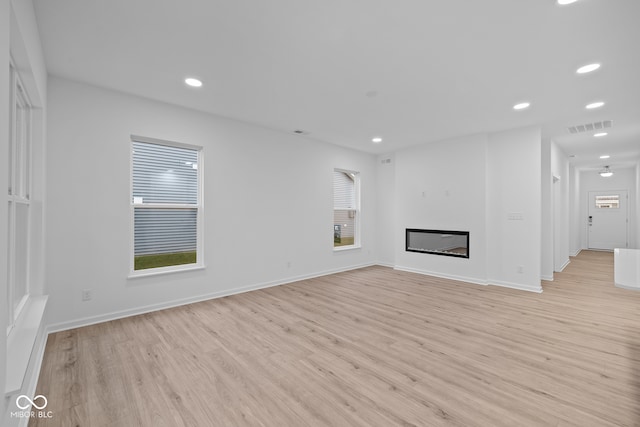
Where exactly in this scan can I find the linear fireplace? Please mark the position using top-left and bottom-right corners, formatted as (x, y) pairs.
(406, 229), (469, 258)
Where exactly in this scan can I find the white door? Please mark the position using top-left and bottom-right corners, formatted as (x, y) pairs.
(588, 190), (628, 250)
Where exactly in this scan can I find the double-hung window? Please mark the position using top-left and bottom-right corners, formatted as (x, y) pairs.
(7, 64), (32, 332)
(130, 136), (203, 275)
(333, 169), (360, 249)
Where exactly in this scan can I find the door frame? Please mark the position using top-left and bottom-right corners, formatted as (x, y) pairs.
(586, 189), (628, 250)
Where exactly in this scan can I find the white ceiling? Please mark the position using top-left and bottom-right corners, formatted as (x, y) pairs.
(34, 0), (640, 170)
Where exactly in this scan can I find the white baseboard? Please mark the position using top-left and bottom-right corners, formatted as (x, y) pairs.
(557, 259), (570, 273)
(393, 265), (488, 286)
(488, 279), (543, 293)
(376, 261), (395, 268)
(46, 262), (376, 334)
(541, 275), (554, 281)
(393, 265), (543, 293)
(571, 249), (582, 257)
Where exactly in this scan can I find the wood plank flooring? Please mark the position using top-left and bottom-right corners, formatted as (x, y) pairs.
(31, 250), (640, 426)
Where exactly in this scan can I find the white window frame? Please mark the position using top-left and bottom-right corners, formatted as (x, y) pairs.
(7, 62), (32, 334)
(128, 135), (204, 278)
(333, 168), (361, 251)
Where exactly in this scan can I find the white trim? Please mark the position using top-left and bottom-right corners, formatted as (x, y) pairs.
(128, 264), (206, 279)
(376, 261), (395, 268)
(541, 275), (554, 281)
(333, 245), (362, 252)
(394, 265), (488, 286)
(586, 189), (629, 250)
(570, 249), (582, 257)
(487, 279), (543, 293)
(129, 137), (204, 276)
(5, 296), (48, 396)
(557, 258), (570, 273)
(47, 262), (376, 334)
(7, 62), (34, 332)
(394, 265), (543, 293)
(131, 134), (197, 151)
(333, 168), (361, 250)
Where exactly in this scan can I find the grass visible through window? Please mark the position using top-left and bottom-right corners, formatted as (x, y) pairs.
(134, 251), (196, 270)
(334, 237), (355, 247)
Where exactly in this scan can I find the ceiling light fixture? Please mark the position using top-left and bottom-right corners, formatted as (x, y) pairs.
(599, 155), (610, 159)
(185, 77), (203, 88)
(599, 166), (613, 178)
(513, 102), (530, 110)
(586, 101), (604, 109)
(594, 132), (608, 137)
(577, 63), (601, 74)
(372, 137), (383, 143)
(557, 0), (578, 5)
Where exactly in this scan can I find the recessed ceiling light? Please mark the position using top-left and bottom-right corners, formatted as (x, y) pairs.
(577, 63), (601, 74)
(372, 137), (383, 143)
(185, 77), (203, 88)
(557, 0), (578, 5)
(599, 155), (610, 159)
(594, 132), (608, 137)
(513, 102), (530, 110)
(586, 101), (604, 109)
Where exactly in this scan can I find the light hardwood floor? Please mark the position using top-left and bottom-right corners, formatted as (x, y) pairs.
(32, 251), (640, 426)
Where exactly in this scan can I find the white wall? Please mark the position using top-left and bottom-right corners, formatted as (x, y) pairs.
(636, 163), (640, 248)
(541, 138), (553, 280)
(486, 127), (542, 292)
(551, 141), (570, 271)
(392, 127), (542, 292)
(578, 167), (637, 250)
(569, 165), (581, 256)
(375, 153), (395, 266)
(1, 0), (10, 419)
(394, 134), (488, 284)
(3, 0), (48, 424)
(45, 77), (377, 329)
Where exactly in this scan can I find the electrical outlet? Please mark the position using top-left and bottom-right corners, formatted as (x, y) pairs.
(517, 265), (524, 274)
(286, 261), (291, 268)
(81, 289), (93, 301)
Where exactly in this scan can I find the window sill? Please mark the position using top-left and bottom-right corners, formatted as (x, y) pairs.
(5, 295), (48, 396)
(128, 263), (206, 279)
(333, 245), (362, 252)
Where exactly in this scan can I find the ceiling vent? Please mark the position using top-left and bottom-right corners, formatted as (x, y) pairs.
(567, 120), (612, 134)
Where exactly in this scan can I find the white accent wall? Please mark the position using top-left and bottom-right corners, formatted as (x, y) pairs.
(45, 77), (378, 329)
(541, 138), (553, 280)
(375, 153), (395, 267)
(391, 127), (542, 293)
(569, 165), (582, 256)
(486, 127), (542, 292)
(394, 134), (488, 284)
(551, 141), (570, 272)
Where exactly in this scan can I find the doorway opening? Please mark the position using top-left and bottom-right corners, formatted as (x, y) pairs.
(587, 190), (628, 250)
